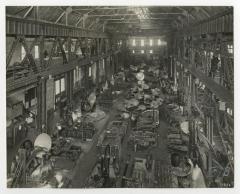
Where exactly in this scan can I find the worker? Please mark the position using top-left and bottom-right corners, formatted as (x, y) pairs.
(88, 88), (97, 112)
(188, 159), (206, 188)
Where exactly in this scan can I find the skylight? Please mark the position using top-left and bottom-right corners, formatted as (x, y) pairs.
(128, 7), (150, 19)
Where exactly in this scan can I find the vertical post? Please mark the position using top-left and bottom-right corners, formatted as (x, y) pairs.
(39, 36), (44, 70)
(96, 38), (100, 86)
(37, 77), (46, 133)
(41, 78), (47, 131)
(34, 6), (39, 20)
(19, 149), (26, 187)
(65, 71), (73, 104)
(67, 37), (71, 61)
(37, 79), (42, 131)
(66, 11), (68, 26)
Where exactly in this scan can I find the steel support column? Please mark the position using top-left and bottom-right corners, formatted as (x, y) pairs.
(37, 77), (47, 132)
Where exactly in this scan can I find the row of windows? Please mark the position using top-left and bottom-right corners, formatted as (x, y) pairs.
(227, 44), (233, 54)
(55, 78), (65, 95)
(132, 50), (154, 54)
(132, 39), (165, 47)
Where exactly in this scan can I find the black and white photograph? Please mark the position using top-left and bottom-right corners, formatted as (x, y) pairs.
(1, 1), (239, 192)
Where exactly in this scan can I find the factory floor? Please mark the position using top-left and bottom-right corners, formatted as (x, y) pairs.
(116, 113), (171, 187)
(70, 95), (129, 187)
(70, 89), (172, 188)
(7, 83), (172, 188)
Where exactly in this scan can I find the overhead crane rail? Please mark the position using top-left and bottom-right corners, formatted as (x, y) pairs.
(6, 15), (107, 38)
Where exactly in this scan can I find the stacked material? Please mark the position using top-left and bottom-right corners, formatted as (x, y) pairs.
(98, 90), (113, 110)
(163, 103), (186, 128)
(97, 120), (127, 159)
(60, 121), (95, 141)
(128, 131), (156, 151)
(51, 137), (82, 161)
(136, 110), (159, 131)
(167, 127), (189, 153)
(131, 158), (148, 187)
(85, 109), (106, 123)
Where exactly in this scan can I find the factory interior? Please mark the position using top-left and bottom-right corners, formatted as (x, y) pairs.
(5, 6), (234, 188)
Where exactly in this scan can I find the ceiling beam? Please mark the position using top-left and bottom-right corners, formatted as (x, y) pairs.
(75, 8), (97, 27)
(23, 6), (34, 19)
(100, 18), (173, 21)
(88, 18), (100, 29)
(107, 21), (172, 24)
(73, 6), (130, 11)
(55, 11), (66, 24)
(87, 12), (184, 17)
(75, 17), (83, 27)
(14, 6), (30, 15)
(200, 8), (210, 17)
(34, 6), (39, 20)
(65, 7), (73, 26)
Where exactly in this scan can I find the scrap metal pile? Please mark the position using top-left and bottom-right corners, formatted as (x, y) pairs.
(122, 62), (164, 152)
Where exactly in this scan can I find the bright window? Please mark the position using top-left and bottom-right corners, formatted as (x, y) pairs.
(227, 44), (233, 54)
(227, 108), (233, 116)
(132, 50), (135, 54)
(71, 42), (75, 52)
(149, 50), (153, 54)
(132, 39), (136, 46)
(141, 50), (144, 54)
(102, 59), (105, 70)
(149, 39), (153, 46)
(141, 39), (144, 47)
(74, 69), (76, 84)
(157, 39), (161, 46)
(34, 45), (39, 59)
(60, 78), (65, 92)
(210, 52), (214, 58)
(63, 44), (67, 52)
(21, 46), (26, 60)
(55, 80), (60, 95)
(89, 67), (92, 77)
